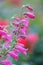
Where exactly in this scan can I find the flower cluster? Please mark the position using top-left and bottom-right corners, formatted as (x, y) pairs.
(0, 5), (39, 65)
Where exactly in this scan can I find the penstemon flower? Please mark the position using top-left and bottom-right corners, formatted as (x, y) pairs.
(24, 12), (35, 19)
(0, 19), (10, 40)
(1, 59), (12, 65)
(0, 5), (39, 65)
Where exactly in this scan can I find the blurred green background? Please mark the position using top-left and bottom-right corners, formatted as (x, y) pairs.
(0, 0), (43, 65)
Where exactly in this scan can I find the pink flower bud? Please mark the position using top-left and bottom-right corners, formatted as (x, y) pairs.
(26, 6), (33, 11)
(15, 44), (27, 55)
(21, 18), (29, 27)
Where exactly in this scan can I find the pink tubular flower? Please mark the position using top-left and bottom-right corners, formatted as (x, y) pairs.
(12, 17), (20, 28)
(22, 5), (33, 11)
(21, 18), (29, 27)
(8, 51), (18, 61)
(8, 44), (27, 61)
(0, 30), (7, 36)
(20, 28), (26, 35)
(13, 49), (20, 54)
(15, 44), (27, 55)
(12, 20), (20, 27)
(0, 30), (12, 42)
(2, 59), (12, 65)
(3, 43), (10, 50)
(4, 34), (12, 42)
(24, 12), (35, 19)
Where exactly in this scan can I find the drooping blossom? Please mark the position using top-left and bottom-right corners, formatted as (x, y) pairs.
(15, 44), (27, 55)
(24, 12), (35, 19)
(22, 5), (33, 11)
(4, 34), (12, 42)
(8, 44), (27, 60)
(13, 48), (20, 54)
(12, 18), (20, 27)
(21, 18), (29, 27)
(0, 30), (12, 42)
(8, 51), (19, 61)
(2, 59), (12, 65)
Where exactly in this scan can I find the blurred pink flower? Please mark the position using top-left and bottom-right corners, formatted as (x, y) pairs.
(27, 33), (39, 44)
(2, 59), (12, 65)
(0, 30), (12, 42)
(15, 44), (27, 55)
(13, 49), (20, 54)
(24, 12), (35, 19)
(4, 34), (12, 42)
(26, 5), (33, 11)
(21, 18), (29, 27)
(8, 51), (18, 61)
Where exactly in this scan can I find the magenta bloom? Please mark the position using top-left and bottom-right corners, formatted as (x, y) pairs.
(0, 30), (7, 36)
(21, 18), (29, 27)
(24, 12), (35, 19)
(15, 44), (27, 55)
(4, 34), (12, 42)
(8, 51), (18, 61)
(2, 59), (12, 65)
(3, 43), (10, 50)
(12, 17), (20, 27)
(13, 48), (20, 54)
(20, 28), (26, 35)
(0, 30), (12, 42)
(22, 5), (33, 11)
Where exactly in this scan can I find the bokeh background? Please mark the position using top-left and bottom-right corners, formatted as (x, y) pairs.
(0, 0), (43, 65)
